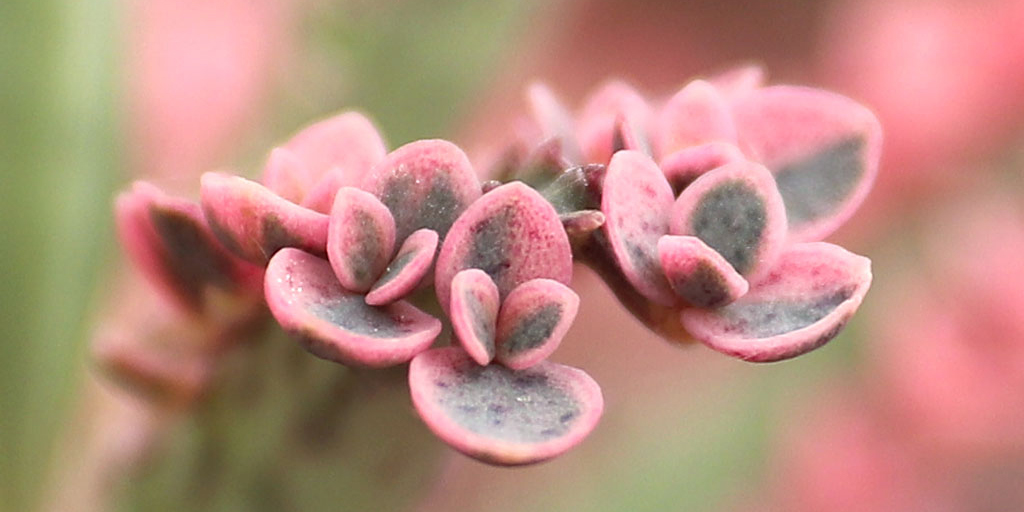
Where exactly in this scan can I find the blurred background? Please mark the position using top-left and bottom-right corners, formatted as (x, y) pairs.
(3, 0), (1024, 510)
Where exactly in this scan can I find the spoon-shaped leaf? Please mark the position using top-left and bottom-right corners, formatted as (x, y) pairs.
(680, 242), (872, 362)
(495, 279), (580, 370)
(449, 269), (501, 366)
(409, 347), (603, 466)
(361, 139), (481, 243)
(327, 187), (396, 293)
(658, 235), (749, 309)
(200, 172), (329, 265)
(365, 228), (439, 306)
(601, 150), (677, 306)
(733, 86), (882, 241)
(670, 160), (788, 283)
(435, 182), (572, 313)
(265, 248), (441, 368)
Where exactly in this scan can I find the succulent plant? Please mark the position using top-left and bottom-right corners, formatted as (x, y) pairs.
(107, 66), (879, 466)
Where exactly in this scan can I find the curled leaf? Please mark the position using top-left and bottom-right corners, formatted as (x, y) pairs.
(327, 187), (396, 293)
(669, 160), (788, 282)
(681, 242), (872, 362)
(733, 86), (882, 241)
(495, 279), (580, 370)
(601, 150), (676, 306)
(365, 228), (439, 306)
(658, 235), (748, 308)
(409, 347), (603, 466)
(435, 182), (572, 313)
(200, 172), (329, 265)
(265, 248), (441, 368)
(361, 139), (481, 243)
(449, 269), (501, 366)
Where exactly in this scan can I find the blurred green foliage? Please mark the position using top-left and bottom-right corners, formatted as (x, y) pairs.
(0, 0), (120, 510)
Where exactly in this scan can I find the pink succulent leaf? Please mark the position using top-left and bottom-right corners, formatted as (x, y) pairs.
(512, 137), (573, 188)
(449, 268), (501, 366)
(611, 113), (653, 156)
(409, 347), (603, 466)
(707, 63), (766, 101)
(669, 160), (788, 283)
(659, 141), (747, 194)
(656, 79), (737, 158)
(327, 187), (397, 293)
(540, 163), (606, 215)
(733, 85), (882, 242)
(270, 111), (387, 198)
(600, 150), (677, 306)
(658, 235), (749, 309)
(264, 248), (441, 368)
(495, 279), (580, 370)
(200, 172), (329, 265)
(680, 242), (872, 362)
(261, 147), (311, 205)
(576, 80), (651, 164)
(435, 182), (573, 313)
(365, 228), (439, 306)
(361, 139), (482, 243)
(115, 181), (261, 314)
(527, 82), (581, 163)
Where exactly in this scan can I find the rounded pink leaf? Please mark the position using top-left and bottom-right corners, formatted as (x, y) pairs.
(495, 279), (580, 370)
(273, 111), (387, 201)
(600, 150), (676, 306)
(265, 248), (441, 368)
(261, 147), (311, 204)
(733, 86), (882, 241)
(657, 235), (749, 309)
(116, 181), (260, 314)
(659, 141), (747, 194)
(327, 187), (397, 293)
(449, 269), (501, 366)
(708, 63), (766, 101)
(409, 347), (603, 466)
(527, 82), (581, 163)
(361, 139), (481, 243)
(656, 79), (736, 157)
(365, 228), (439, 306)
(200, 172), (329, 265)
(681, 242), (872, 362)
(669, 160), (788, 282)
(576, 80), (651, 164)
(435, 182), (572, 313)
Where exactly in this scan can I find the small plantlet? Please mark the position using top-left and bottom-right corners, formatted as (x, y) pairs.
(108, 66), (879, 465)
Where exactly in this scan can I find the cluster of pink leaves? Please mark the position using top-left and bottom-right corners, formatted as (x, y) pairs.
(113, 68), (880, 465)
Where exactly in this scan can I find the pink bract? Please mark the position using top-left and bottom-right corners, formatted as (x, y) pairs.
(681, 242), (872, 362)
(449, 269), (501, 366)
(495, 279), (580, 370)
(200, 172), (329, 265)
(435, 181), (573, 313)
(264, 248), (440, 368)
(733, 85), (882, 242)
(408, 347), (603, 466)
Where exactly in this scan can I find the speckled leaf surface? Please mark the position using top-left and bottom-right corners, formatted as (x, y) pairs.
(265, 248), (440, 368)
(659, 142), (746, 194)
(449, 269), (501, 366)
(365, 228), (439, 306)
(658, 235), (748, 309)
(495, 279), (580, 370)
(680, 242), (872, 362)
(327, 187), (396, 293)
(409, 347), (603, 466)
